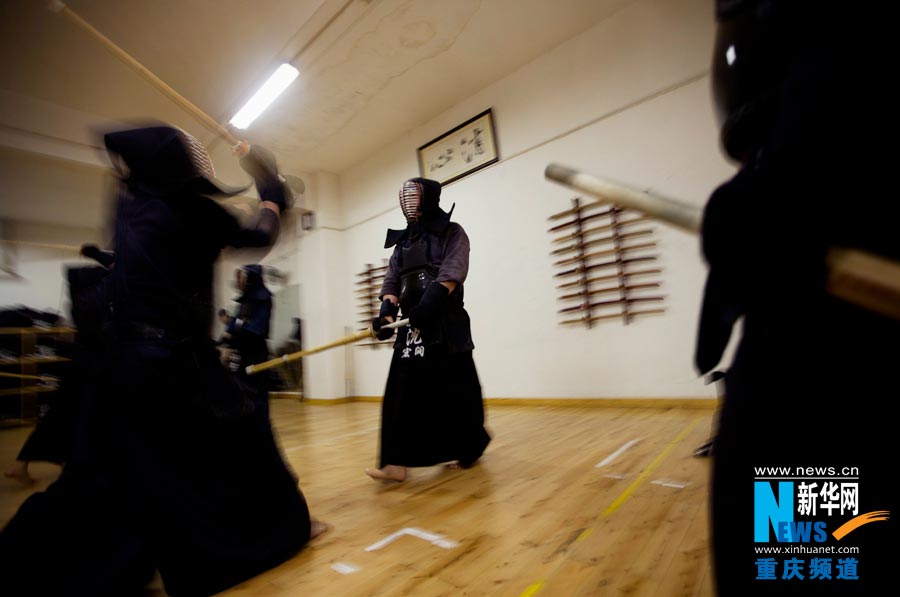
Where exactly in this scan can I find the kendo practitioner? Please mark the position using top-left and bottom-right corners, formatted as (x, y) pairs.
(698, 3), (897, 595)
(0, 125), (326, 596)
(222, 263), (298, 479)
(3, 247), (113, 484)
(225, 264), (274, 412)
(3, 311), (72, 484)
(366, 177), (491, 482)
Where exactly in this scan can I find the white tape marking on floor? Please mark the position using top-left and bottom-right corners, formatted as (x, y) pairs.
(595, 439), (640, 468)
(651, 479), (688, 489)
(604, 473), (627, 480)
(364, 527), (458, 552)
(364, 529), (408, 552)
(331, 562), (360, 575)
(405, 527), (460, 549)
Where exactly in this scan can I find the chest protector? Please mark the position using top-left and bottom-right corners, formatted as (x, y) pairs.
(397, 234), (440, 315)
(392, 231), (470, 354)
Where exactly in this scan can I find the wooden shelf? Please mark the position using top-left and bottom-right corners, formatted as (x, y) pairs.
(0, 356), (71, 366)
(0, 326), (73, 423)
(0, 385), (57, 397)
(0, 417), (37, 428)
(0, 327), (75, 335)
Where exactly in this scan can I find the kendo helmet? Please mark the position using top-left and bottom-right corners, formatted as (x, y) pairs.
(399, 177), (442, 223)
(236, 264), (266, 293)
(103, 124), (250, 196)
(711, 0), (797, 162)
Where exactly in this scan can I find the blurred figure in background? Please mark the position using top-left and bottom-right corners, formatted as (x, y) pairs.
(216, 308), (234, 365)
(3, 310), (75, 485)
(226, 267), (272, 363)
(3, 244), (117, 485)
(225, 264), (278, 422)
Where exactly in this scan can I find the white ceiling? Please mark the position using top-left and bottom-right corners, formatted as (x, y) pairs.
(0, 0), (630, 228)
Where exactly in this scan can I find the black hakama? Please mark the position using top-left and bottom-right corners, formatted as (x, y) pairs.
(378, 338), (490, 469)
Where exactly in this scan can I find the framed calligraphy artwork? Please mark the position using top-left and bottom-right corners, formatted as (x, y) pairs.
(417, 108), (498, 185)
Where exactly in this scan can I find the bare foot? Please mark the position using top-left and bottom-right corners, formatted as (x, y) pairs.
(445, 461), (461, 470)
(309, 519), (330, 540)
(364, 465), (407, 482)
(4, 461), (35, 485)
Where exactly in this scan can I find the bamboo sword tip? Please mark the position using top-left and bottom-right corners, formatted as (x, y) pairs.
(48, 0), (66, 13)
(545, 163), (577, 183)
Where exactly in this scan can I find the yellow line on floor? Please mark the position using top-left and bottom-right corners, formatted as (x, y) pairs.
(519, 580), (545, 597)
(602, 416), (703, 517)
(516, 416), (703, 597)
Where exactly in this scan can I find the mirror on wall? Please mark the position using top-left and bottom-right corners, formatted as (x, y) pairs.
(270, 282), (303, 395)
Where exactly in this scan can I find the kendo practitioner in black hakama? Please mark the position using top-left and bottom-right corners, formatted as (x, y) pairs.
(3, 246), (114, 484)
(699, 3), (897, 595)
(225, 264), (275, 421)
(366, 178), (491, 482)
(222, 263), (300, 480)
(2, 311), (72, 484)
(0, 126), (325, 596)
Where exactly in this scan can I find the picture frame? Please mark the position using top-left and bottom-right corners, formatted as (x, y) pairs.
(417, 108), (498, 185)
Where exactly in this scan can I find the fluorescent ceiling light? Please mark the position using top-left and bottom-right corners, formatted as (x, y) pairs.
(229, 63), (299, 129)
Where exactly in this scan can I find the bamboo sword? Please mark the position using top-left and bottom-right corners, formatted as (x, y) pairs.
(545, 163), (900, 321)
(245, 318), (409, 375)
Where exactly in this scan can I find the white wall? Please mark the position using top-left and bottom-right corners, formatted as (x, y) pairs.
(332, 0), (736, 400)
(1, 245), (72, 317)
(0, 221), (104, 319)
(0, 143), (111, 318)
(284, 171), (352, 399)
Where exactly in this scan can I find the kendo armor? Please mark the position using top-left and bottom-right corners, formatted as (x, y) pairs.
(397, 234), (440, 316)
(395, 180), (454, 316)
(386, 177), (471, 352)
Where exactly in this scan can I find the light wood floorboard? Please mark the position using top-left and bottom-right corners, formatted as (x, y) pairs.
(0, 401), (715, 596)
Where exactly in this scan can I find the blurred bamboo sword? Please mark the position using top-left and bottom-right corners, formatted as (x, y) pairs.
(48, 0), (239, 145)
(545, 163), (900, 321)
(47, 0), (303, 212)
(245, 318), (410, 375)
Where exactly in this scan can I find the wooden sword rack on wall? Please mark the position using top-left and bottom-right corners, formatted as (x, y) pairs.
(355, 260), (391, 349)
(547, 197), (666, 328)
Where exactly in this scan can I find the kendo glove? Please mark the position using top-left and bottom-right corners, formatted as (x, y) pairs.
(372, 299), (399, 341)
(408, 282), (449, 330)
(239, 144), (293, 212)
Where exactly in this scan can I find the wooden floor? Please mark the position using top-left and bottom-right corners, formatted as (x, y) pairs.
(0, 401), (716, 596)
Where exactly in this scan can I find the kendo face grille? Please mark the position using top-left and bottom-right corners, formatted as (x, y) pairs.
(400, 180), (422, 222)
(177, 128), (216, 180)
